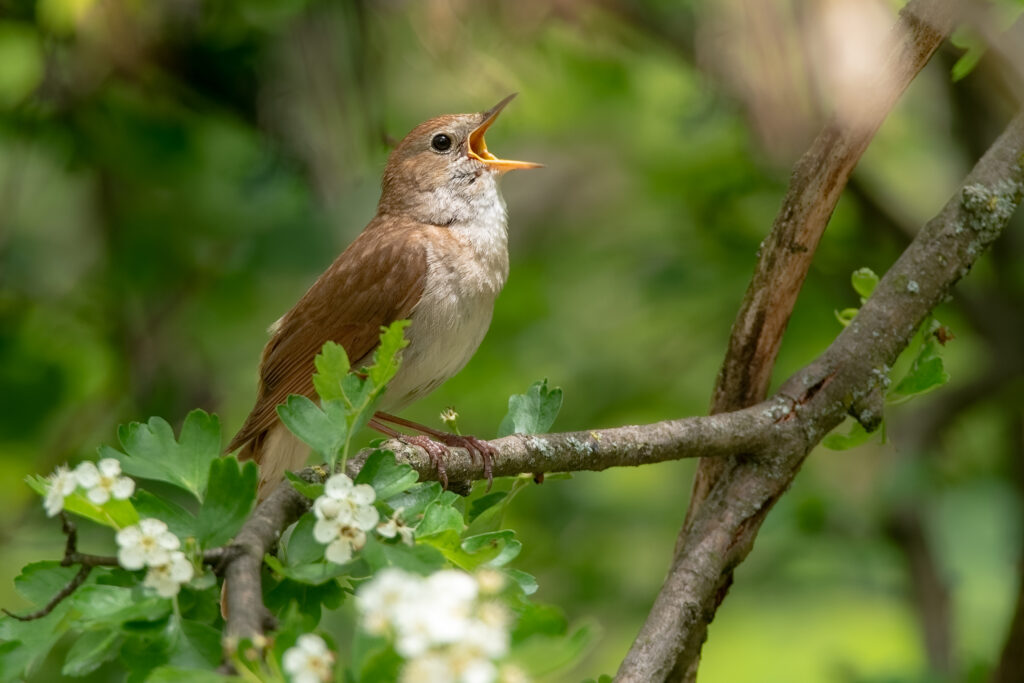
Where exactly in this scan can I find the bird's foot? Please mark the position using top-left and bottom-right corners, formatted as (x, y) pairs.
(399, 434), (496, 491)
(435, 433), (496, 491)
(402, 435), (452, 489)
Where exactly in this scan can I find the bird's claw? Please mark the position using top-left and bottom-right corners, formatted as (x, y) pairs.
(403, 435), (450, 489)
(438, 434), (496, 491)
(402, 434), (496, 491)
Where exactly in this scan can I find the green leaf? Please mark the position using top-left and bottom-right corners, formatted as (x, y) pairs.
(284, 471), (325, 500)
(263, 578), (345, 626)
(14, 561), (82, 605)
(503, 568), (539, 596)
(115, 411), (221, 501)
(134, 491), (196, 541)
(851, 267), (879, 299)
(264, 555), (349, 586)
(889, 336), (950, 402)
(468, 491), (508, 522)
(415, 501), (465, 538)
(360, 535), (446, 575)
(166, 619), (221, 670)
(498, 379), (563, 437)
(355, 450), (419, 500)
(311, 341), (351, 402)
(834, 308), (859, 328)
(822, 418), (874, 451)
(26, 474), (140, 529)
(367, 320), (411, 386)
(461, 530), (522, 567)
(283, 513), (325, 566)
(195, 456), (259, 547)
(0, 603), (73, 683)
(950, 26), (986, 82)
(510, 622), (598, 677)
(277, 394), (346, 462)
(72, 585), (171, 625)
(384, 482), (442, 520)
(62, 629), (122, 676)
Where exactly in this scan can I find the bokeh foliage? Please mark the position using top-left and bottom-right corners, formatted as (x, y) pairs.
(1, 0), (1022, 680)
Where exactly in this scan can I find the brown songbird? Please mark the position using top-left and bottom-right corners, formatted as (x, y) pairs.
(228, 94), (540, 495)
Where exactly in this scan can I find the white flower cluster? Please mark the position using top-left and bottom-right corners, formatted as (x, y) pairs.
(357, 568), (517, 683)
(282, 633), (335, 683)
(312, 473), (380, 564)
(44, 458), (135, 517)
(116, 518), (194, 597)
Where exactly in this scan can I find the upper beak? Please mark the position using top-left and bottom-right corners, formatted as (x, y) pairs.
(467, 93), (543, 172)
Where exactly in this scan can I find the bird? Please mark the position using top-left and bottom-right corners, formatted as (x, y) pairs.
(228, 94), (540, 496)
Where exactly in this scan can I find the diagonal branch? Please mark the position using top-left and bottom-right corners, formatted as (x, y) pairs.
(614, 108), (1024, 681)
(661, 0), (961, 678)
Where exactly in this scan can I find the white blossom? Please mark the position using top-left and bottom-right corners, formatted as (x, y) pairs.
(282, 634), (334, 683)
(357, 568), (516, 683)
(376, 508), (415, 545)
(142, 550), (194, 598)
(357, 568), (421, 635)
(116, 518), (181, 570)
(311, 473), (379, 564)
(44, 465), (79, 517)
(314, 518), (368, 564)
(74, 458), (134, 505)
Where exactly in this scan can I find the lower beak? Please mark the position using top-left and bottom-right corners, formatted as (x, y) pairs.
(468, 93), (543, 172)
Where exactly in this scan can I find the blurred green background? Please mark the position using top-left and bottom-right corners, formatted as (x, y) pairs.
(1, 0), (1022, 680)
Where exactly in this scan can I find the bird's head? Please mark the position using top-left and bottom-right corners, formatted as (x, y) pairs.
(378, 94), (541, 223)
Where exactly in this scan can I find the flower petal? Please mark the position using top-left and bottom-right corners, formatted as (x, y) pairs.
(111, 477), (135, 500)
(325, 539), (353, 564)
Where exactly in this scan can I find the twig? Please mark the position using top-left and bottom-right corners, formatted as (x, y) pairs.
(2, 513), (248, 622)
(2, 565), (93, 622)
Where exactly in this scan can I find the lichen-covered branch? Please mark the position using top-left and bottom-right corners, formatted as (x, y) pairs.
(614, 110), (1024, 682)
(346, 403), (800, 483)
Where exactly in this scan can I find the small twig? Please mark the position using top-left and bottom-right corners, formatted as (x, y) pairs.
(2, 565), (93, 622)
(1, 514), (114, 622)
(2, 513), (246, 622)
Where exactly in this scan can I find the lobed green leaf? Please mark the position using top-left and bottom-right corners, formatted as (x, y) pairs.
(498, 379), (563, 438)
(114, 411), (221, 501)
(195, 456), (259, 547)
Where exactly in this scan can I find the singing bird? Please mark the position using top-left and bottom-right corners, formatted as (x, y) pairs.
(228, 94), (540, 495)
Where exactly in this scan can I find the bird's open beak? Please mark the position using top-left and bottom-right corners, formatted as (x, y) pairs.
(468, 93), (543, 172)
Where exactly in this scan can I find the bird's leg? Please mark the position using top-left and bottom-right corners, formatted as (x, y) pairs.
(372, 412), (496, 490)
(367, 418), (450, 489)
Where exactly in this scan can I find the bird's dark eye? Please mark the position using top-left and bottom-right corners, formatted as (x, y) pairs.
(431, 133), (452, 152)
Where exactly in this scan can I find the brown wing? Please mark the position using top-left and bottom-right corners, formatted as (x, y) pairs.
(227, 217), (427, 455)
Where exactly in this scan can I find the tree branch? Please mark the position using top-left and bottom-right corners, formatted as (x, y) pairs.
(614, 107), (1024, 681)
(643, 0), (961, 678)
(221, 107), (1023, 653)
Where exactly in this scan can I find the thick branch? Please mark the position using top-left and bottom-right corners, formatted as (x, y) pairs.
(347, 406), (799, 482)
(614, 109), (1024, 682)
(655, 0), (960, 678)
(709, 0), (959, 414)
(223, 472), (316, 642)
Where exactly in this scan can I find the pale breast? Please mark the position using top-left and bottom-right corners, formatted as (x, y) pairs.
(380, 186), (509, 411)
